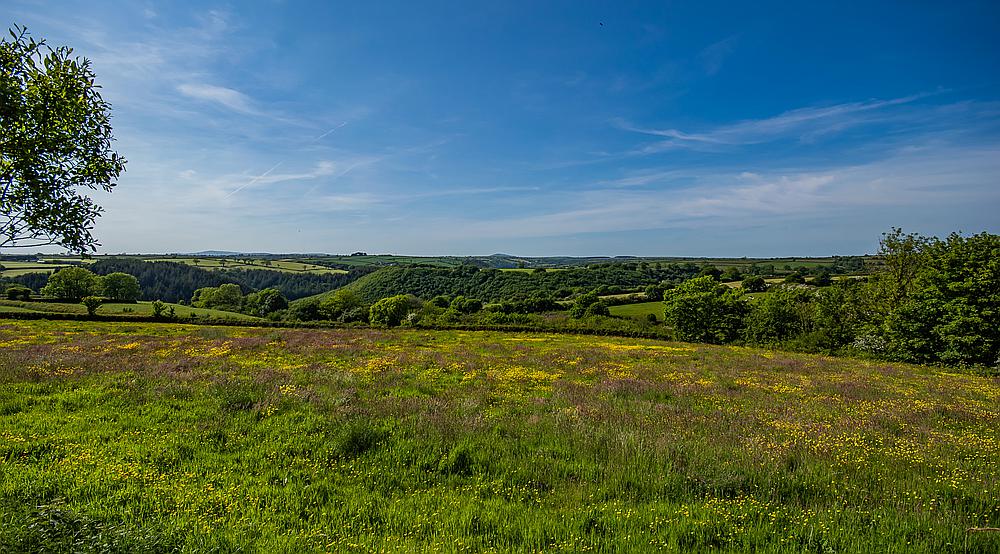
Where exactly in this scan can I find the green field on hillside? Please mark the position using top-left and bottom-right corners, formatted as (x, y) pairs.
(1, 320), (996, 552)
(608, 301), (663, 321)
(145, 258), (347, 275)
(0, 260), (72, 277)
(0, 300), (259, 321)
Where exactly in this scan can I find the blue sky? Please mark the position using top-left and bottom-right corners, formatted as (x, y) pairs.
(10, 0), (1000, 256)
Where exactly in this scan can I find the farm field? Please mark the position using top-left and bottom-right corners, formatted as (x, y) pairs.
(0, 300), (259, 321)
(608, 301), (663, 321)
(145, 258), (348, 275)
(1, 320), (997, 552)
(0, 260), (72, 277)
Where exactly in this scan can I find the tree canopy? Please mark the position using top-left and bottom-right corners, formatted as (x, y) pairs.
(1, 25), (126, 253)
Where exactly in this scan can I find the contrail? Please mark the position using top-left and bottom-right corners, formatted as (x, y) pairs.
(225, 121), (346, 199)
(225, 161), (284, 198)
(312, 121), (347, 142)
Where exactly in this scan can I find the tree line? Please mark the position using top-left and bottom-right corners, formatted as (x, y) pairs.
(77, 259), (372, 303)
(663, 230), (998, 367)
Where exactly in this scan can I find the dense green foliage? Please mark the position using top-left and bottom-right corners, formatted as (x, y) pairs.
(0, 26), (126, 252)
(741, 275), (768, 293)
(331, 263), (702, 305)
(663, 277), (747, 344)
(668, 230), (1000, 368)
(242, 288), (289, 318)
(39, 266), (99, 300)
(87, 259), (370, 303)
(192, 283), (245, 312)
(1, 321), (997, 552)
(99, 272), (141, 302)
(369, 294), (416, 327)
(876, 231), (999, 366)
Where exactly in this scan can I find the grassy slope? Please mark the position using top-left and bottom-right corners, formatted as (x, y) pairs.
(0, 300), (260, 321)
(1, 320), (997, 552)
(609, 301), (663, 320)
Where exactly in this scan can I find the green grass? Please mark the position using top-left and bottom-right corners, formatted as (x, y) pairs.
(608, 301), (663, 321)
(1, 320), (997, 552)
(0, 300), (259, 321)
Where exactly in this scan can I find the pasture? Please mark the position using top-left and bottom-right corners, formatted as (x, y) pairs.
(608, 301), (663, 321)
(0, 260), (72, 277)
(1, 320), (997, 552)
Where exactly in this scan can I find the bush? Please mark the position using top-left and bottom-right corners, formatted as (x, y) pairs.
(583, 301), (610, 318)
(151, 300), (175, 320)
(81, 296), (103, 316)
(369, 295), (415, 327)
(741, 275), (768, 293)
(450, 296), (483, 314)
(569, 292), (601, 319)
(783, 272), (806, 284)
(5, 285), (32, 300)
(243, 288), (288, 317)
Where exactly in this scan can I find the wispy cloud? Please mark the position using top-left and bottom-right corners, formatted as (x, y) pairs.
(618, 93), (939, 153)
(177, 83), (260, 115)
(699, 35), (739, 76)
(441, 142), (1000, 240)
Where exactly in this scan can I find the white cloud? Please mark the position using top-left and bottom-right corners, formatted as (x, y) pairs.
(177, 83), (259, 115)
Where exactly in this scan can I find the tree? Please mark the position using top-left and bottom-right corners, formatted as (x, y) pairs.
(867, 228), (932, 317)
(743, 287), (816, 345)
(879, 232), (999, 366)
(783, 271), (806, 284)
(369, 294), (414, 327)
(569, 291), (601, 318)
(741, 275), (768, 293)
(721, 267), (743, 282)
(192, 283), (243, 311)
(697, 266), (722, 280)
(318, 288), (369, 322)
(450, 295), (483, 314)
(243, 287), (288, 317)
(1, 26), (126, 253)
(40, 266), (98, 300)
(99, 272), (140, 302)
(663, 276), (747, 344)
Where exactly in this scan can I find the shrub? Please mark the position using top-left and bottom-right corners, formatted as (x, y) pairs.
(741, 275), (768, 293)
(369, 295), (415, 327)
(151, 300), (175, 320)
(6, 286), (32, 300)
(81, 296), (102, 316)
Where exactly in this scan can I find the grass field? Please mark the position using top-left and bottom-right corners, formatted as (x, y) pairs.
(608, 301), (663, 321)
(146, 258), (348, 275)
(0, 300), (260, 321)
(1, 320), (997, 551)
(0, 260), (71, 277)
